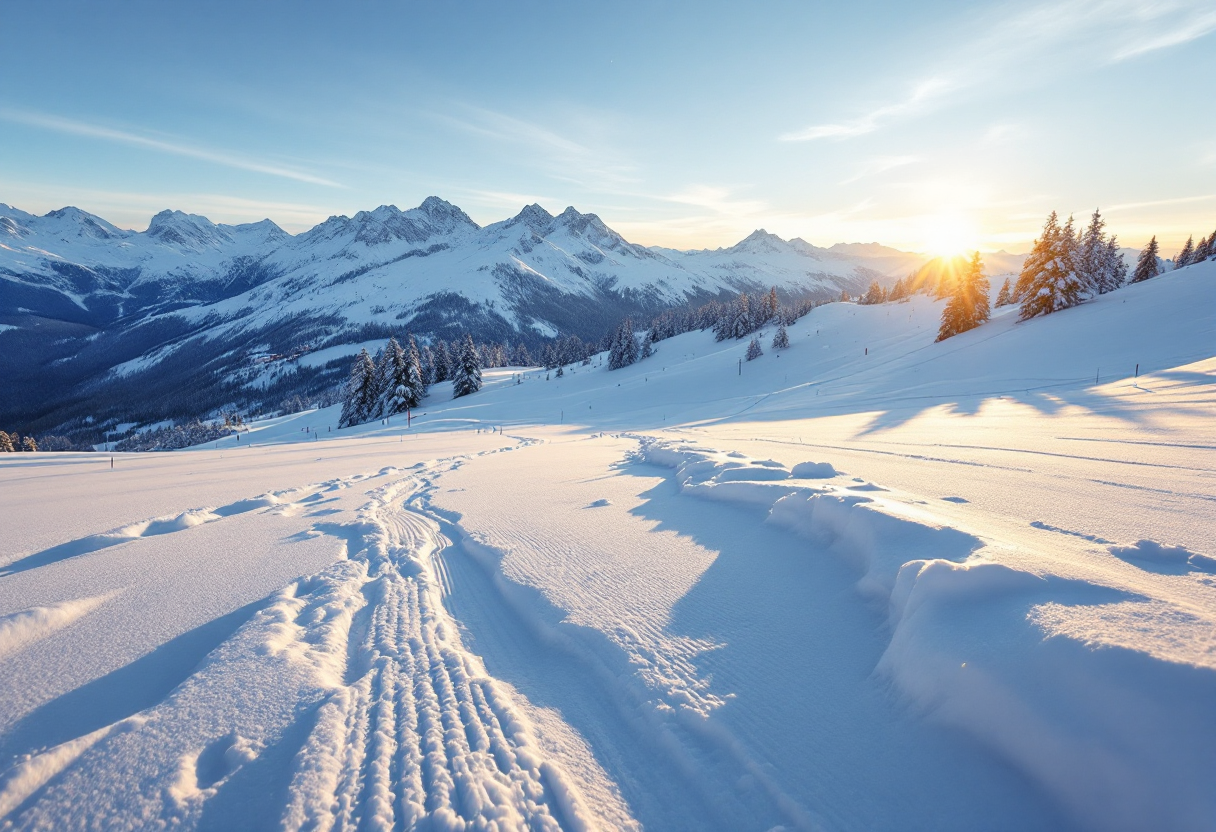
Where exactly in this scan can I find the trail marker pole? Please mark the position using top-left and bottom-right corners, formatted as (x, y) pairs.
(1135, 363), (1139, 378)
(738, 358), (741, 376)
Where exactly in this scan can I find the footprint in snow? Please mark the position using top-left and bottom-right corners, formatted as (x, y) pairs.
(941, 496), (969, 504)
(586, 499), (612, 508)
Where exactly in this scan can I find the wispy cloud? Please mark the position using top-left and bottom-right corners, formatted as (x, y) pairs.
(1106, 193), (1216, 212)
(840, 155), (919, 184)
(430, 104), (638, 191)
(780, 0), (1216, 143)
(0, 108), (343, 188)
(780, 81), (949, 142)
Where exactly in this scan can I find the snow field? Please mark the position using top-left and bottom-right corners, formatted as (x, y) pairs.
(639, 438), (1216, 830)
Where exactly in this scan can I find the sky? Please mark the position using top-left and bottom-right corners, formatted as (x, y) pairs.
(1, 1), (1214, 255)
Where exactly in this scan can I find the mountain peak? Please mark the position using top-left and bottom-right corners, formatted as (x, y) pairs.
(510, 203), (556, 232)
(42, 206), (126, 240)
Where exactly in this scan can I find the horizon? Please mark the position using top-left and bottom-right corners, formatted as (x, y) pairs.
(2, 1), (1213, 256)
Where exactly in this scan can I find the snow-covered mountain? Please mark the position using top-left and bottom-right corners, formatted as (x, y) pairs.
(0, 197), (927, 434)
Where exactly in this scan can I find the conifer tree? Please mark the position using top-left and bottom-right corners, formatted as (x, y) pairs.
(420, 345), (435, 386)
(1131, 237), (1161, 283)
(1174, 235), (1194, 269)
(452, 335), (482, 398)
(340, 349), (379, 427)
(764, 287), (779, 323)
(432, 340), (451, 382)
(1017, 212), (1086, 320)
(937, 251), (991, 340)
(21, 436), (37, 452)
(746, 337), (763, 360)
(839, 289), (851, 303)
(860, 280), (886, 305)
(608, 318), (639, 370)
(512, 342), (533, 367)
(995, 278), (1012, 307)
(731, 293), (752, 339)
(1103, 237), (1128, 291)
(772, 322), (790, 350)
(1193, 231), (1214, 263)
(404, 334), (427, 407)
(640, 330), (655, 359)
(0, 431), (12, 452)
(375, 337), (408, 417)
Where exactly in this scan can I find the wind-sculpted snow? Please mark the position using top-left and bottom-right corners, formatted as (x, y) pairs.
(640, 437), (1216, 832)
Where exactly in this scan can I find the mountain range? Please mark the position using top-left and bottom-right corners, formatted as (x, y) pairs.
(0, 197), (965, 437)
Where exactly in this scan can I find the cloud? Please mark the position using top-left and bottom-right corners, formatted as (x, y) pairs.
(780, 82), (948, 142)
(0, 108), (342, 188)
(429, 104), (637, 191)
(840, 155), (919, 184)
(779, 0), (1216, 143)
(1106, 193), (1216, 212)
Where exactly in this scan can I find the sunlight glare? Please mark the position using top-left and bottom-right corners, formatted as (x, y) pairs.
(922, 213), (980, 258)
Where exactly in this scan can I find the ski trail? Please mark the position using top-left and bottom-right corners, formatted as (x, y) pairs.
(281, 469), (596, 832)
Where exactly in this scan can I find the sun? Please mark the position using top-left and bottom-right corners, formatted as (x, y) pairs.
(922, 214), (980, 259)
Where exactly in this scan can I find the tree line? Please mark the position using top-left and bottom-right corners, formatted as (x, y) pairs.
(338, 333), (483, 429)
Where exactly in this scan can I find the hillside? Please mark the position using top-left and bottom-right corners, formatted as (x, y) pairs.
(1, 260), (1211, 830)
(0, 199), (926, 437)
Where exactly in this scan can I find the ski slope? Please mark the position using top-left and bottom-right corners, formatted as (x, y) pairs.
(1, 261), (1213, 830)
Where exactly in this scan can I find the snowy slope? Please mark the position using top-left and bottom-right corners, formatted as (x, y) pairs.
(0, 198), (927, 436)
(0, 258), (1211, 831)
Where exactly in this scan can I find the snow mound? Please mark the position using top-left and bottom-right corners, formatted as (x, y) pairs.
(790, 461), (838, 479)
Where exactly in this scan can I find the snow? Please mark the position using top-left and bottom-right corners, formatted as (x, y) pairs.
(1, 261), (1214, 830)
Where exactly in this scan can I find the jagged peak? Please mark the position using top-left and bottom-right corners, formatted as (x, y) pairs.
(42, 206), (126, 239)
(510, 203), (556, 230)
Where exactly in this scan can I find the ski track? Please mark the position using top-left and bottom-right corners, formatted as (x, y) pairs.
(281, 468), (590, 832)
(0, 440), (602, 831)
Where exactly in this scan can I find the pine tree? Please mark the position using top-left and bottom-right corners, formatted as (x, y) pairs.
(839, 289), (851, 303)
(429, 340), (449, 382)
(746, 337), (763, 360)
(640, 330), (655, 359)
(376, 337), (408, 417)
(764, 286), (779, 323)
(938, 251), (991, 340)
(772, 322), (790, 350)
(1077, 209), (1108, 297)
(608, 318), (639, 370)
(512, 342), (533, 367)
(452, 335), (482, 398)
(339, 349), (379, 427)
(0, 431), (12, 452)
(861, 280), (886, 305)
(555, 365), (564, 378)
(1131, 237), (1161, 283)
(995, 278), (1012, 307)
(21, 436), (37, 452)
(406, 335), (427, 406)
(731, 293), (752, 339)
(1193, 231), (1214, 263)
(1174, 235), (1194, 269)
(1017, 213), (1086, 320)
(1102, 237), (1128, 292)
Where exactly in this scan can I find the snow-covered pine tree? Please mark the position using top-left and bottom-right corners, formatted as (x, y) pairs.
(938, 251), (991, 340)
(428, 340), (447, 381)
(1102, 237), (1128, 292)
(764, 287), (779, 324)
(1131, 236), (1161, 283)
(1017, 212), (1086, 320)
(608, 318), (639, 370)
(377, 337), (410, 416)
(420, 345), (435, 386)
(452, 335), (482, 398)
(995, 278), (1012, 307)
(1193, 231), (1214, 263)
(840, 289), (851, 303)
(339, 349), (378, 427)
(772, 322), (790, 350)
(405, 334), (427, 406)
(512, 342), (533, 367)
(1077, 209), (1109, 297)
(746, 337), (763, 360)
(1174, 236), (1194, 269)
(730, 293), (752, 339)
(555, 366), (564, 378)
(0, 431), (12, 452)
(640, 330), (655, 359)
(861, 280), (887, 305)
(21, 436), (37, 452)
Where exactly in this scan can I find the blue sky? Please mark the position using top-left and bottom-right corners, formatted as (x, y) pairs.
(2, 0), (1213, 253)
